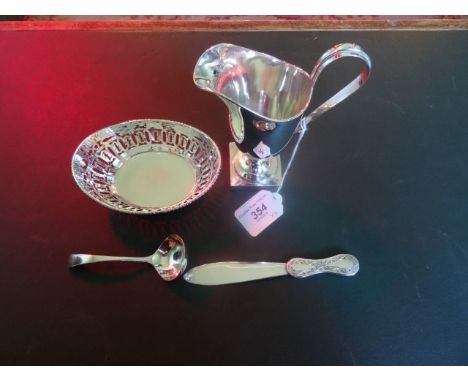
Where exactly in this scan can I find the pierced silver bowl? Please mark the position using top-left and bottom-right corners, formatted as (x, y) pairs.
(71, 119), (221, 214)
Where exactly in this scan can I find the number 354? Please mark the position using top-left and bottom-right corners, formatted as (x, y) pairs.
(251, 203), (267, 220)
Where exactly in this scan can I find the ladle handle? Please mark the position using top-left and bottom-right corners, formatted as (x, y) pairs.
(286, 254), (359, 278)
(68, 254), (151, 268)
(304, 43), (371, 126)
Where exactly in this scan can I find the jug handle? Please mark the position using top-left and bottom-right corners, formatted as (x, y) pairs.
(303, 43), (371, 127)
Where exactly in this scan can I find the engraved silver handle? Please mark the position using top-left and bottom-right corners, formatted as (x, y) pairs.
(304, 43), (371, 126)
(286, 254), (359, 278)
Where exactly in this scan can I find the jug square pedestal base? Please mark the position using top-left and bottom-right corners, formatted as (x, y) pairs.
(229, 143), (283, 188)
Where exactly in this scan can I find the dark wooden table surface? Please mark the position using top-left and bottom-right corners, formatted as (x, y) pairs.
(0, 30), (467, 365)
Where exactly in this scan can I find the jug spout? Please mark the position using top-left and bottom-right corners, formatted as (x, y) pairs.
(193, 43), (314, 123)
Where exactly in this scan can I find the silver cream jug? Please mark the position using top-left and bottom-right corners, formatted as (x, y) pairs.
(193, 43), (371, 187)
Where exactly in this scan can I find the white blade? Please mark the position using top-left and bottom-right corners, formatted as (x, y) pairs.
(183, 262), (287, 286)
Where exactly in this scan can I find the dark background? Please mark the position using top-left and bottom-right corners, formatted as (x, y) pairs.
(0, 30), (467, 365)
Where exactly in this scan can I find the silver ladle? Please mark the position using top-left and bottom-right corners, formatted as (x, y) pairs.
(68, 234), (187, 281)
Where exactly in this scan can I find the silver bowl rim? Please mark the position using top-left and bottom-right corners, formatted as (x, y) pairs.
(71, 118), (222, 214)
